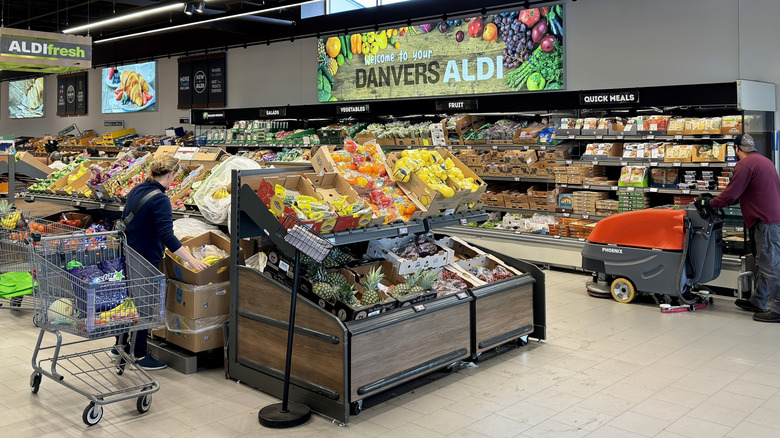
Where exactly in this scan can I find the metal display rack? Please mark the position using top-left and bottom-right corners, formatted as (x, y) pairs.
(226, 166), (546, 424)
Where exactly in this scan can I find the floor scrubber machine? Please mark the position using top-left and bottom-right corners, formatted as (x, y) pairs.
(582, 197), (723, 309)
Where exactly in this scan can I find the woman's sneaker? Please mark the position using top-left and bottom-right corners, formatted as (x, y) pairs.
(136, 354), (167, 371)
(108, 347), (120, 359)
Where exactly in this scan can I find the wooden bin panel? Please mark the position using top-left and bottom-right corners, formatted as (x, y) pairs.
(236, 267), (346, 401)
(473, 277), (534, 354)
(349, 300), (471, 401)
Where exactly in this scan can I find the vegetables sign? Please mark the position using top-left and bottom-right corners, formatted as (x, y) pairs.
(317, 4), (565, 103)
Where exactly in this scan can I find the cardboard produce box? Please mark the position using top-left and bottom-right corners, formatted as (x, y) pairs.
(305, 172), (378, 229)
(165, 279), (230, 319)
(166, 325), (224, 353)
(165, 231), (231, 285)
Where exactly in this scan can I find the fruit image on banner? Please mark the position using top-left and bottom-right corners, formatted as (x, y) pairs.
(316, 4), (564, 102)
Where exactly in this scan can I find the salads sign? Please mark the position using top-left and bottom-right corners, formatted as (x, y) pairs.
(317, 4), (564, 102)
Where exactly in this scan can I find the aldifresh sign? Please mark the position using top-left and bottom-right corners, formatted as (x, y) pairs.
(317, 4), (565, 102)
(0, 28), (91, 73)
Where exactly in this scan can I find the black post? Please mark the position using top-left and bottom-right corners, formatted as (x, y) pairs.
(258, 248), (311, 428)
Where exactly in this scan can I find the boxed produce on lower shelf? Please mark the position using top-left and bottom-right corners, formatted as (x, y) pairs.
(452, 254), (524, 287)
(164, 231), (230, 285)
(366, 233), (454, 275)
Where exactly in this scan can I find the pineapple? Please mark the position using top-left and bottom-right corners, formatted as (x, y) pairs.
(327, 57), (338, 76)
(360, 267), (385, 306)
(0, 199), (10, 215)
(313, 282), (337, 302)
(317, 39), (326, 58)
(326, 272), (347, 289)
(323, 248), (354, 268)
(307, 265), (327, 283)
(336, 284), (359, 306)
(412, 270), (438, 294)
(392, 269), (422, 296)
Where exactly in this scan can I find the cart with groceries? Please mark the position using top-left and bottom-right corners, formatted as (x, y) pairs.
(29, 231), (166, 426)
(0, 209), (81, 320)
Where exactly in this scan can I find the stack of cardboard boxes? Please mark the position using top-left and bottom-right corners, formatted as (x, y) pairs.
(162, 232), (233, 353)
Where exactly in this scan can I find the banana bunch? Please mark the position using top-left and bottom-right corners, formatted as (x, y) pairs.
(212, 187), (230, 200)
(201, 255), (222, 265)
(96, 299), (138, 325)
(1, 212), (21, 230)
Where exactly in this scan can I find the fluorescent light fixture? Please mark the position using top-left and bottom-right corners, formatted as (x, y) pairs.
(63, 2), (185, 34)
(196, 1), (206, 13)
(95, 0), (317, 44)
(184, 3), (195, 15)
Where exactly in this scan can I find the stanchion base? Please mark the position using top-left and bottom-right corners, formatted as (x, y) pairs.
(258, 402), (311, 428)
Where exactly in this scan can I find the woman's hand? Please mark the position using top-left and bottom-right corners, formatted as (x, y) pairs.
(189, 258), (211, 272)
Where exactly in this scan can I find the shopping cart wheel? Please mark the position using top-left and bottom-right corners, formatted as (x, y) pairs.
(82, 402), (103, 426)
(30, 373), (41, 394)
(136, 394), (152, 414)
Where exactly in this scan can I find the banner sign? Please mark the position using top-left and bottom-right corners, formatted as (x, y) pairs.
(436, 98), (478, 111)
(336, 104), (370, 115)
(261, 107), (287, 117)
(0, 28), (91, 73)
(580, 90), (639, 105)
(57, 71), (87, 116)
(178, 53), (227, 109)
(317, 4), (564, 102)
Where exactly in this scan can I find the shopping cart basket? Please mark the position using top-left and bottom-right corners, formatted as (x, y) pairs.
(0, 211), (81, 320)
(29, 231), (166, 426)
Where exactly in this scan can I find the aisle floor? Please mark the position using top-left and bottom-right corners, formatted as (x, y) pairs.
(2, 268), (780, 438)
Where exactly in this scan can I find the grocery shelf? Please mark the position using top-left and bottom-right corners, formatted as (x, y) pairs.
(481, 176), (554, 183)
(439, 225), (745, 291)
(559, 159), (737, 168)
(483, 206), (608, 221)
(553, 134), (737, 141)
(556, 184), (721, 196)
(384, 143), (558, 151)
(210, 143), (335, 149)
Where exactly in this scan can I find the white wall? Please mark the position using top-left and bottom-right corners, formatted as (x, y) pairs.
(2, 0), (778, 137)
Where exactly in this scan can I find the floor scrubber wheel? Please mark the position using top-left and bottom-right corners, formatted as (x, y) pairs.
(610, 277), (637, 303)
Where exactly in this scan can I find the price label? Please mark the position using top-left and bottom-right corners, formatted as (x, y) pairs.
(649, 187), (659, 192)
(540, 145), (547, 150)
(565, 160), (573, 165)
(611, 186), (618, 191)
(407, 145), (413, 149)
(74, 200), (81, 207)
(444, 209), (456, 216)
(459, 218), (468, 225)
(728, 162), (736, 167)
(620, 161), (628, 166)
(736, 227), (744, 232)
(578, 238), (586, 242)
(466, 145), (473, 150)
(673, 162), (682, 167)
(413, 304), (426, 312)
(702, 135), (711, 140)
(682, 189), (691, 194)
(582, 214), (589, 219)
(492, 145), (498, 150)
(560, 184), (568, 187)
(568, 135), (576, 139)
(523, 145), (529, 151)
(399, 227), (408, 236)
(29, 195), (35, 201)
(591, 160), (599, 165)
(553, 235), (561, 239)
(456, 292), (468, 300)
(646, 135), (655, 140)
(649, 162), (657, 167)
(447, 145), (453, 150)
(513, 177), (520, 182)
(701, 162), (710, 167)
(183, 214), (191, 219)
(595, 135), (603, 140)
(616, 135), (624, 140)
(583, 185), (590, 189)
(378, 283), (389, 293)
(278, 260), (290, 272)
(99, 203), (106, 209)
(563, 213), (571, 217)
(724, 135), (733, 139)
(627, 187), (636, 192)
(119, 206), (125, 212)
(675, 135), (683, 140)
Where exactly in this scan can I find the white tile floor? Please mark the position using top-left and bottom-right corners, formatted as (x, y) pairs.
(2, 269), (780, 437)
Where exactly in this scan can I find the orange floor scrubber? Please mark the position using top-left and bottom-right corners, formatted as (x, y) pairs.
(581, 200), (723, 307)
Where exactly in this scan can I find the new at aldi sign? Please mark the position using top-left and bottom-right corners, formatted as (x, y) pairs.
(317, 4), (564, 102)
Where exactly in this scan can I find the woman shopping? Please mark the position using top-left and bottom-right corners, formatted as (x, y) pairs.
(115, 154), (210, 370)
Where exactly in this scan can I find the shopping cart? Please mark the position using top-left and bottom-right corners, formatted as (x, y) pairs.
(29, 231), (166, 426)
(0, 211), (80, 321)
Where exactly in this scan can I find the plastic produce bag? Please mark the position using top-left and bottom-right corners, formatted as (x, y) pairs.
(245, 252), (268, 272)
(165, 311), (228, 334)
(67, 257), (128, 313)
(173, 217), (224, 241)
(193, 156), (261, 224)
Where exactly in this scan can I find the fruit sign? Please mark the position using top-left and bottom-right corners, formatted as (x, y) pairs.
(317, 4), (565, 103)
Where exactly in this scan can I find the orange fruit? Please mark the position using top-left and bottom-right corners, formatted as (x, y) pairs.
(325, 37), (341, 58)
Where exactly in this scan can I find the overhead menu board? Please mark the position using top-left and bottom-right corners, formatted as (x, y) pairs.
(178, 52), (226, 109)
(57, 71), (87, 116)
(317, 4), (565, 102)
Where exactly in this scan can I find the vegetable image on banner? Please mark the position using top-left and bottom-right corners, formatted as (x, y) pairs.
(317, 4), (564, 102)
